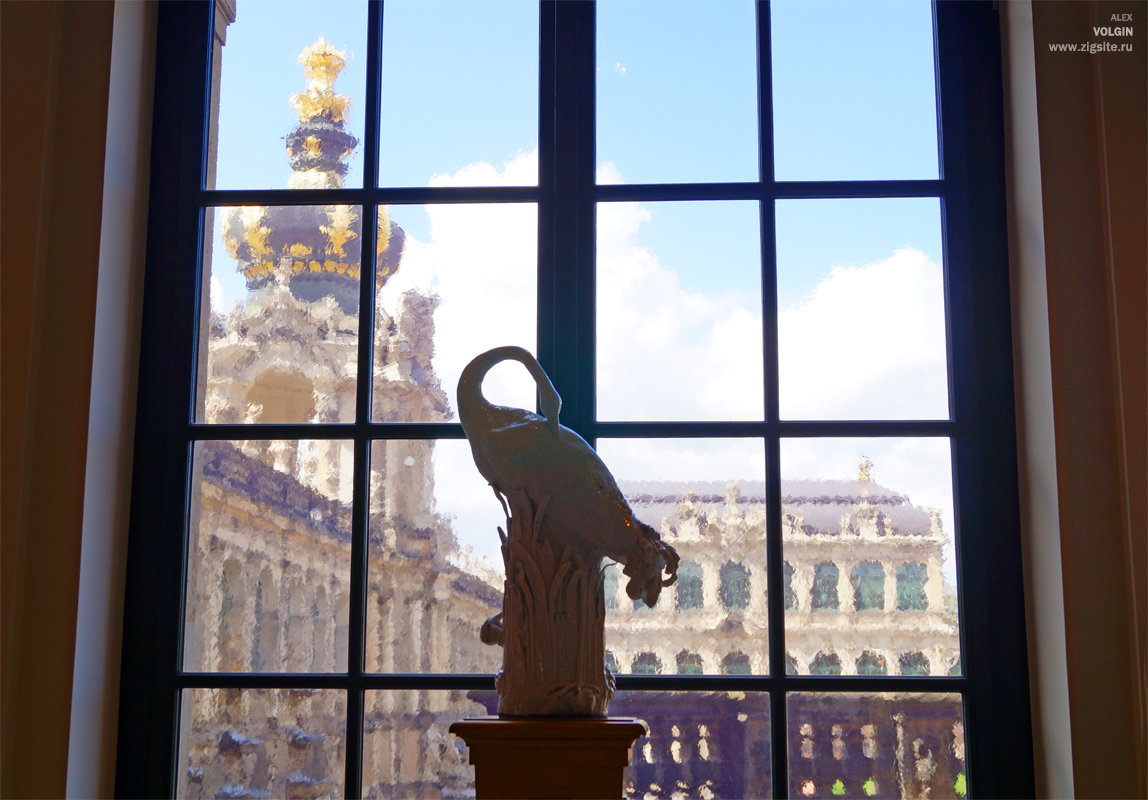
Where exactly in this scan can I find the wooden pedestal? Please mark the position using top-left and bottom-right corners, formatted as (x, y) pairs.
(449, 717), (647, 799)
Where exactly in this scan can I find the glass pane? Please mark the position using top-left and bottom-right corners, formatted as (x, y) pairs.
(787, 693), (965, 800)
(207, 3), (367, 190)
(379, 1), (538, 187)
(366, 440), (504, 674)
(781, 439), (961, 678)
(363, 689), (496, 798)
(197, 205), (365, 424)
(373, 204), (537, 422)
(177, 688), (347, 799)
(612, 691), (772, 799)
(597, 0), (758, 184)
(597, 201), (763, 421)
(771, 0), (939, 180)
(597, 439), (769, 675)
(363, 690), (771, 800)
(776, 198), (948, 421)
(184, 440), (353, 673)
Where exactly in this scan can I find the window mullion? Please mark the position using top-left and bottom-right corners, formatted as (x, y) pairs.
(113, 2), (217, 795)
(343, 2), (387, 797)
(755, 2), (791, 796)
(536, 0), (557, 400)
(545, 0), (596, 439)
(934, 2), (1032, 794)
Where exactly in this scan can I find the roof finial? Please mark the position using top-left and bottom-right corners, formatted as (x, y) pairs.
(290, 35), (351, 124)
(858, 455), (873, 484)
(286, 36), (358, 190)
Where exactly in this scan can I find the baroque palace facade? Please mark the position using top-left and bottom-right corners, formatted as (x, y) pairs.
(180, 36), (965, 800)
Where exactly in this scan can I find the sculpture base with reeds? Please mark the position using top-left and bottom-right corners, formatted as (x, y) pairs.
(480, 488), (615, 717)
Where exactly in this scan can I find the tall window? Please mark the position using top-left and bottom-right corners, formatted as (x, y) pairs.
(811, 562), (840, 611)
(856, 651), (888, 676)
(719, 561), (752, 611)
(117, 2), (1033, 797)
(897, 562), (930, 612)
(674, 561), (704, 611)
(632, 652), (663, 675)
(677, 651), (704, 675)
(783, 560), (797, 610)
(851, 560), (886, 611)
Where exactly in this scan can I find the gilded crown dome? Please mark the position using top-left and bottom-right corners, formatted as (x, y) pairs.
(222, 37), (403, 313)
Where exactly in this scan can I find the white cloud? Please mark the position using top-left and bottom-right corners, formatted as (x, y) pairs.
(378, 150), (539, 412)
(432, 440), (510, 566)
(778, 247), (949, 420)
(595, 166), (764, 421)
(209, 274), (237, 313)
(375, 152), (538, 564)
(597, 438), (765, 486)
(776, 249), (955, 577)
(427, 150), (538, 189)
(397, 153), (956, 576)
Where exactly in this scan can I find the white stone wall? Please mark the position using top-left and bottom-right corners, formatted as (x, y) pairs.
(607, 486), (960, 677)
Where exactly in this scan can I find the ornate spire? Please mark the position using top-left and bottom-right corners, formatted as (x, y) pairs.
(292, 36), (349, 118)
(857, 455), (874, 499)
(220, 37), (403, 311)
(286, 36), (358, 190)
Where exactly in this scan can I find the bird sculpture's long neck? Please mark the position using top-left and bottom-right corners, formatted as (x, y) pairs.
(457, 346), (561, 436)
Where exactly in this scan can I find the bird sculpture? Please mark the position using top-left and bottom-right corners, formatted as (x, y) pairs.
(457, 346), (679, 607)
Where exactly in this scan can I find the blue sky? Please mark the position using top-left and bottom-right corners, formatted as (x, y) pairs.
(210, 0), (939, 280)
(206, 0), (955, 574)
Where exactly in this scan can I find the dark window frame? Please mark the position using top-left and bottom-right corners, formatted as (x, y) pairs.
(116, 2), (1034, 797)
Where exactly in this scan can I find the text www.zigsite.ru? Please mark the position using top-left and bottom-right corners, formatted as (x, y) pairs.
(1048, 15), (1136, 54)
(1049, 41), (1135, 53)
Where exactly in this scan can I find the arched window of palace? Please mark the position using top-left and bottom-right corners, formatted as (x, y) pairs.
(811, 561), (840, 611)
(896, 562), (929, 611)
(605, 651), (619, 674)
(251, 569), (279, 671)
(632, 652), (663, 675)
(809, 651), (842, 675)
(333, 591), (349, 672)
(783, 561), (797, 610)
(856, 650), (888, 675)
(217, 558), (244, 672)
(785, 653), (798, 675)
(721, 651), (752, 675)
(899, 651), (931, 676)
(602, 564), (619, 611)
(244, 368), (316, 424)
(250, 576), (263, 670)
(676, 651), (703, 675)
(284, 577), (308, 672)
(311, 584), (329, 672)
(851, 560), (885, 611)
(675, 562), (703, 611)
(604, 651), (620, 674)
(718, 561), (750, 611)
